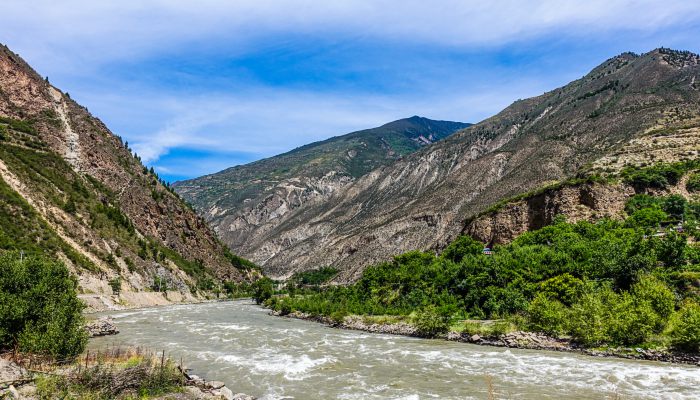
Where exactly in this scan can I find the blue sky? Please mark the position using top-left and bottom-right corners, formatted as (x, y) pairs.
(2, 1), (700, 182)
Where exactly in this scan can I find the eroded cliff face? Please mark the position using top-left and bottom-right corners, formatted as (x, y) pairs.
(209, 49), (700, 282)
(204, 171), (354, 252)
(0, 45), (247, 303)
(464, 183), (636, 245)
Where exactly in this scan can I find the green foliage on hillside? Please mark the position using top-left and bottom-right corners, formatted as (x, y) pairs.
(0, 171), (96, 271)
(267, 194), (700, 348)
(289, 267), (338, 286)
(0, 253), (87, 358)
(621, 160), (699, 190)
(687, 172), (700, 193)
(0, 131), (251, 289)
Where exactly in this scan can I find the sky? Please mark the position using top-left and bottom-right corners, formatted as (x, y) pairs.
(2, 1), (700, 182)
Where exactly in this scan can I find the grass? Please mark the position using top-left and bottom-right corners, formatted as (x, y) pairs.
(31, 347), (186, 400)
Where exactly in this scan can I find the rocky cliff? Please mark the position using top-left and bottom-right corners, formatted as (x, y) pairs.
(187, 48), (700, 281)
(174, 117), (469, 257)
(0, 44), (251, 306)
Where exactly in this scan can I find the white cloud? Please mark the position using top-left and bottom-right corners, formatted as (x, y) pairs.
(89, 80), (537, 166)
(2, 0), (699, 73)
(3, 0), (699, 178)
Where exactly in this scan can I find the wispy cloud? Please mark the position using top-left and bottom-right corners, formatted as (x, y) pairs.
(2, 1), (700, 180)
(4, 0), (700, 70)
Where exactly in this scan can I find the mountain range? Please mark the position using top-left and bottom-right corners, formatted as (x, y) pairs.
(176, 48), (700, 281)
(174, 116), (469, 257)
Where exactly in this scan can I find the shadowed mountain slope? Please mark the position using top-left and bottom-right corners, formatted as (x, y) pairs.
(0, 44), (253, 305)
(174, 117), (469, 252)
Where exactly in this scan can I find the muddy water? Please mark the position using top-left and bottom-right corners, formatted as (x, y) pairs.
(90, 300), (699, 399)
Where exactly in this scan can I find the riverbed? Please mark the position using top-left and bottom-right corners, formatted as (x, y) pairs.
(90, 300), (699, 399)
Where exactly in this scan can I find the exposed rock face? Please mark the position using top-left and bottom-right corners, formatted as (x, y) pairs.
(174, 117), (469, 265)
(0, 44), (247, 297)
(464, 182), (636, 245)
(199, 48), (700, 281)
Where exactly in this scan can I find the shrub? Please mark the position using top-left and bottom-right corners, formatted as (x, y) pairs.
(330, 309), (348, 324)
(668, 301), (700, 352)
(108, 277), (122, 295)
(413, 305), (451, 337)
(686, 173), (700, 193)
(625, 206), (667, 228)
(631, 275), (675, 327)
(0, 253), (87, 358)
(539, 274), (584, 306)
(567, 286), (615, 345)
(608, 293), (657, 345)
(526, 294), (568, 336)
(278, 300), (292, 316)
(663, 195), (688, 220)
(252, 277), (274, 304)
(621, 163), (685, 189)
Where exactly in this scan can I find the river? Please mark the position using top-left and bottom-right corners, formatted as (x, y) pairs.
(89, 300), (699, 399)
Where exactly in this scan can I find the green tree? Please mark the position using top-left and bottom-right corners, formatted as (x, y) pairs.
(567, 286), (616, 345)
(663, 195), (687, 220)
(668, 301), (700, 352)
(526, 293), (568, 336)
(0, 253), (87, 358)
(413, 305), (451, 337)
(687, 173), (700, 193)
(108, 277), (122, 295)
(252, 278), (274, 304)
(625, 206), (667, 228)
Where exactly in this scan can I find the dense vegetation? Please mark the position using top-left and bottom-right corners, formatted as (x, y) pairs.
(621, 160), (700, 190)
(0, 252), (87, 358)
(267, 193), (700, 349)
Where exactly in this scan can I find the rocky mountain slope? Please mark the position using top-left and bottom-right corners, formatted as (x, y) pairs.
(174, 117), (469, 253)
(0, 44), (252, 308)
(188, 48), (699, 281)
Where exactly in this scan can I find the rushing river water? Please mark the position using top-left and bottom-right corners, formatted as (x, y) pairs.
(90, 300), (699, 399)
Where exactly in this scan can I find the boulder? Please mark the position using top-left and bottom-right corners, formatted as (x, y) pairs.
(232, 393), (256, 400)
(206, 380), (226, 390)
(84, 317), (119, 337)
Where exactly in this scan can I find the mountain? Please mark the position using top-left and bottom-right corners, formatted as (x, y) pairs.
(0, 44), (253, 309)
(174, 116), (470, 254)
(179, 48), (699, 281)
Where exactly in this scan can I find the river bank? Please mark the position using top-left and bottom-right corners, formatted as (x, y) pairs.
(271, 310), (700, 366)
(79, 290), (211, 313)
(88, 300), (700, 399)
(0, 347), (255, 399)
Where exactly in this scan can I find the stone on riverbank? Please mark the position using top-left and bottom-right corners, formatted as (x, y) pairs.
(85, 317), (119, 337)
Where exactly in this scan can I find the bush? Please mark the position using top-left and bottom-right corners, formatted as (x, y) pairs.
(526, 294), (568, 336)
(663, 195), (688, 220)
(608, 293), (657, 345)
(567, 287), (615, 346)
(625, 206), (667, 228)
(330, 309), (348, 324)
(0, 253), (87, 358)
(686, 173), (700, 193)
(252, 277), (274, 304)
(539, 274), (584, 306)
(631, 275), (675, 327)
(668, 301), (700, 352)
(278, 300), (292, 316)
(621, 163), (685, 189)
(413, 305), (451, 337)
(108, 277), (122, 295)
